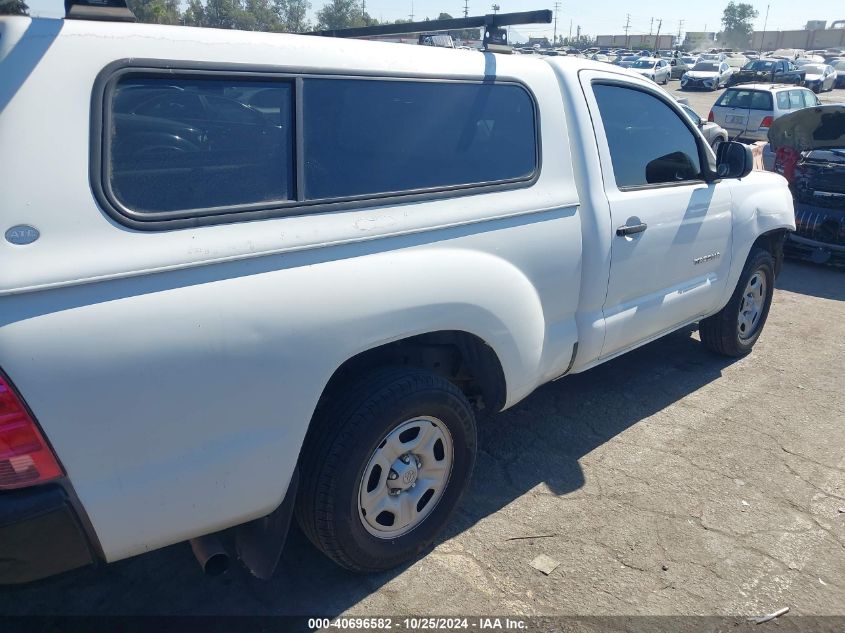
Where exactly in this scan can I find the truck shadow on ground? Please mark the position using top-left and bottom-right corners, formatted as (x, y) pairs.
(0, 326), (739, 618)
(775, 260), (845, 301)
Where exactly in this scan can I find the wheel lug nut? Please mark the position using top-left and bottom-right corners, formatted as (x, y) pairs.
(400, 454), (411, 464)
(388, 469), (398, 480)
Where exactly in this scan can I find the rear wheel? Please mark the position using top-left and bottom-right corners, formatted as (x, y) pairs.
(699, 248), (775, 357)
(296, 368), (477, 572)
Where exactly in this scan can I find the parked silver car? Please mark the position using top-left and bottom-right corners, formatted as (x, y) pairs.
(616, 55), (640, 68)
(709, 83), (821, 142)
(802, 64), (837, 92)
(629, 57), (671, 84)
(681, 60), (733, 90)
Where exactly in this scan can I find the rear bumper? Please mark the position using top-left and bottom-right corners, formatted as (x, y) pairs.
(0, 484), (95, 584)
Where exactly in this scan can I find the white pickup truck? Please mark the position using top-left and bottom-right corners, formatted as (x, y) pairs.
(0, 12), (795, 584)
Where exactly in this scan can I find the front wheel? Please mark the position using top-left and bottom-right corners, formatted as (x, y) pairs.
(296, 368), (477, 572)
(699, 248), (775, 357)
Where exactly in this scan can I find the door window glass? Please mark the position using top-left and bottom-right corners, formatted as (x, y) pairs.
(801, 90), (819, 107)
(593, 84), (702, 188)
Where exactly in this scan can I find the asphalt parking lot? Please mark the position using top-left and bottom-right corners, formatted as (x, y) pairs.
(1, 258), (842, 622)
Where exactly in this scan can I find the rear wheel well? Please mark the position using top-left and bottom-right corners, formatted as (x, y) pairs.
(752, 229), (788, 277)
(317, 331), (507, 420)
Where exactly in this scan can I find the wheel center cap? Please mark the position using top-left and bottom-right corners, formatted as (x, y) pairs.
(389, 455), (419, 493)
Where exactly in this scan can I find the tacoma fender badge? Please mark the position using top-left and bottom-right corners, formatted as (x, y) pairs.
(5, 225), (40, 245)
(693, 251), (721, 265)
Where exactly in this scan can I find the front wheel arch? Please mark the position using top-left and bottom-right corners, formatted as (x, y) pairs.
(752, 229), (788, 278)
(699, 247), (775, 357)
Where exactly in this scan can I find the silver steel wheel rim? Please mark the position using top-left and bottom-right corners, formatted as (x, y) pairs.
(357, 416), (454, 539)
(737, 270), (766, 341)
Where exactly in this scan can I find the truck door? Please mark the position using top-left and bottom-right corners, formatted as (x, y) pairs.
(580, 76), (734, 358)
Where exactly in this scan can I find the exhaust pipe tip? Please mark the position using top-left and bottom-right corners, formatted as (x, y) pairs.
(201, 551), (230, 576)
(190, 534), (230, 576)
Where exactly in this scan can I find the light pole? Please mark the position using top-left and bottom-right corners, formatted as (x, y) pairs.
(759, 4), (770, 55)
(492, 4), (499, 14)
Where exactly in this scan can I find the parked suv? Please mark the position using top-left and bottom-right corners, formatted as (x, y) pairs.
(709, 84), (821, 142)
(0, 12), (794, 585)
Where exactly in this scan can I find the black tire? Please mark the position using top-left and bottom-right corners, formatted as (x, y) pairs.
(295, 368), (477, 572)
(699, 248), (775, 357)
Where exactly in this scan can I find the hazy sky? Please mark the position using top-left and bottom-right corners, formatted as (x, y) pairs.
(26, 0), (844, 40)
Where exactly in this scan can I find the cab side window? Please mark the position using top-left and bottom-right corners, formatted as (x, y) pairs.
(593, 84), (702, 189)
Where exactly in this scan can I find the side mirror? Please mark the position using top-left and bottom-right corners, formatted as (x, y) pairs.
(716, 141), (753, 179)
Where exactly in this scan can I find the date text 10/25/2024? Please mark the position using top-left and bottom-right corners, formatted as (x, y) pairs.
(308, 617), (528, 630)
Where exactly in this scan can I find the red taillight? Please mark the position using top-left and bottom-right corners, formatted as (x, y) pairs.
(0, 374), (62, 489)
(760, 116), (774, 128)
(707, 110), (714, 122)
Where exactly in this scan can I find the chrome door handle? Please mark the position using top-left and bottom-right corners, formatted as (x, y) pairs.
(616, 222), (648, 237)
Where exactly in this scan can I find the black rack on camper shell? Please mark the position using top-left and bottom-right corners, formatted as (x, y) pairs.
(62, 0), (553, 53)
(303, 10), (553, 53)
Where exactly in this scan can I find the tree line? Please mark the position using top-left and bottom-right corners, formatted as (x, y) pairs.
(0, 0), (478, 36)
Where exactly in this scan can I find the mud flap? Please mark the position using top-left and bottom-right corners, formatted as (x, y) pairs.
(235, 467), (299, 579)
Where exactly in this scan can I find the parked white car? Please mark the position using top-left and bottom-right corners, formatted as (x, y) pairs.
(802, 64), (837, 92)
(0, 10), (795, 585)
(629, 57), (671, 84)
(794, 55), (826, 66)
(681, 60), (734, 90)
